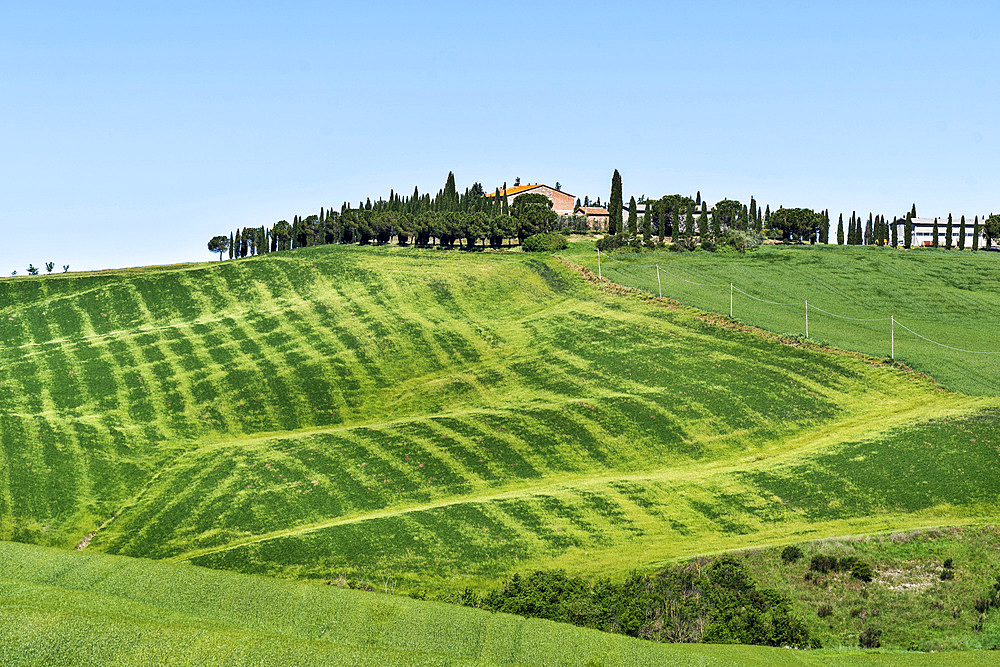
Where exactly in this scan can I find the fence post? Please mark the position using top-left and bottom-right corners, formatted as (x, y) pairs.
(597, 248), (601, 280)
(730, 283), (733, 318)
(891, 315), (895, 359)
(805, 300), (809, 339)
(656, 265), (662, 298)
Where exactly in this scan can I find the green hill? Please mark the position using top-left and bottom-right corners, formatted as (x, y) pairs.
(1, 244), (996, 600)
(1, 541), (994, 665)
(562, 243), (1000, 396)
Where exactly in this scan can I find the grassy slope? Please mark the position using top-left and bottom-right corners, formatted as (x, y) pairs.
(1, 541), (994, 666)
(0, 244), (996, 595)
(562, 243), (1000, 396)
(742, 526), (1000, 652)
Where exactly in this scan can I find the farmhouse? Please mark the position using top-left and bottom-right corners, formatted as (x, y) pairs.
(893, 217), (989, 248)
(574, 206), (610, 230)
(484, 184), (576, 216)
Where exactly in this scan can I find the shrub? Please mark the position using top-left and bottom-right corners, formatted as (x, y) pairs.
(596, 233), (628, 252)
(943, 558), (954, 569)
(809, 555), (837, 574)
(940, 569), (955, 581)
(851, 561), (874, 583)
(817, 603), (833, 618)
(780, 545), (803, 564)
(859, 627), (882, 649)
(700, 239), (717, 252)
(522, 232), (568, 252)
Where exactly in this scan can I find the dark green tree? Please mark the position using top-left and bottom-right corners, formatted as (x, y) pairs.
(973, 216), (980, 251)
(837, 213), (845, 245)
(933, 217), (940, 247)
(627, 197), (638, 235)
(642, 204), (653, 245)
(984, 214), (1000, 248)
(904, 212), (913, 249)
(890, 216), (898, 247)
(713, 199), (743, 232)
(609, 170), (623, 235)
(946, 213), (953, 249)
(958, 215), (966, 250)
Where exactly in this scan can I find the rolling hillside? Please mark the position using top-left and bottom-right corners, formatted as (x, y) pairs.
(1, 541), (994, 666)
(0, 244), (996, 598)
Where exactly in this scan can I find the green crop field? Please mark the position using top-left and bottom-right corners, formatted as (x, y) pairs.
(1, 242), (998, 658)
(562, 243), (1000, 396)
(2, 541), (995, 665)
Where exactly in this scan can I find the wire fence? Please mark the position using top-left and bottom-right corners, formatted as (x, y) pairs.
(595, 249), (995, 359)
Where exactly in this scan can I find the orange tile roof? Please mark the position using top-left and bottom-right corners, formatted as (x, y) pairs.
(483, 184), (544, 198)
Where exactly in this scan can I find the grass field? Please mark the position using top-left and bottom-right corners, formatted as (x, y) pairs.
(1, 241), (999, 659)
(2, 244), (996, 595)
(561, 243), (999, 396)
(2, 540), (996, 665)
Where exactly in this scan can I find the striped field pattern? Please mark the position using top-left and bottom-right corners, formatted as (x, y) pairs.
(0, 243), (996, 592)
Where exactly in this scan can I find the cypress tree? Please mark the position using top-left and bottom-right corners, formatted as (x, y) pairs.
(749, 197), (757, 226)
(696, 190), (701, 206)
(822, 210), (830, 243)
(698, 203), (709, 240)
(837, 214), (845, 245)
(229, 232), (234, 259)
(627, 196), (638, 235)
(609, 170), (623, 235)
(904, 212), (913, 249)
(973, 216), (980, 251)
(864, 214), (873, 246)
(933, 217), (940, 247)
(946, 213), (954, 249)
(958, 215), (966, 250)
(911, 203), (917, 218)
(710, 202), (720, 240)
(891, 216), (898, 247)
(657, 203), (666, 241)
(642, 204), (652, 244)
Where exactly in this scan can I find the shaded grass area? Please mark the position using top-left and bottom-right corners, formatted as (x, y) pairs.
(561, 242), (1000, 395)
(1, 541), (994, 666)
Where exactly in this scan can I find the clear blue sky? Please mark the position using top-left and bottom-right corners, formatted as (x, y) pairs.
(2, 1), (997, 272)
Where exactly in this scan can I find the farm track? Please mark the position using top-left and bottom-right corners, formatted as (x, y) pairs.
(167, 387), (991, 566)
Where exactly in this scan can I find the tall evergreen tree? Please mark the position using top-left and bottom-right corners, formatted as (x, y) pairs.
(891, 216), (898, 247)
(864, 214), (873, 246)
(609, 170), (623, 235)
(696, 190), (701, 206)
(229, 232), (235, 259)
(657, 203), (666, 241)
(973, 215), (980, 251)
(911, 203), (917, 218)
(904, 212), (913, 249)
(627, 196), (638, 235)
(709, 202), (720, 240)
(958, 215), (966, 250)
(933, 217), (940, 248)
(641, 204), (652, 244)
(837, 213), (845, 245)
(946, 213), (954, 249)
(698, 203), (709, 240)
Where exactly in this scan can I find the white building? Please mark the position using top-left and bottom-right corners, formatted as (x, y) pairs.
(893, 217), (989, 248)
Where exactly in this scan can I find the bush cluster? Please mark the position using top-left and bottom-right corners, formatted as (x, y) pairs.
(471, 556), (818, 648)
(521, 232), (569, 252)
(808, 554), (874, 582)
(780, 545), (803, 563)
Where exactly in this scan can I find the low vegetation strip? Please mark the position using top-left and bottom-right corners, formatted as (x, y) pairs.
(1, 541), (995, 665)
